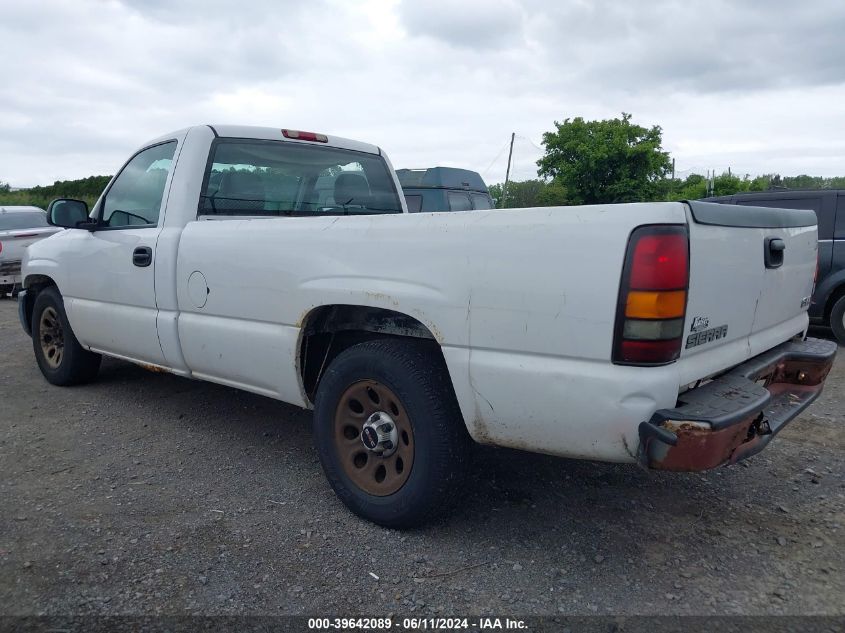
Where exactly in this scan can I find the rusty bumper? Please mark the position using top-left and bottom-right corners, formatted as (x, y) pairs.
(638, 337), (837, 471)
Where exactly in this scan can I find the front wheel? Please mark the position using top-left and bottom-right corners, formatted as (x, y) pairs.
(831, 295), (845, 346)
(313, 339), (470, 528)
(31, 286), (101, 386)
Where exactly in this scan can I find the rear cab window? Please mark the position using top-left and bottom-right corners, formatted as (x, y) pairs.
(404, 194), (422, 213)
(199, 140), (403, 217)
(0, 212), (50, 230)
(471, 193), (493, 210)
(447, 192), (472, 212)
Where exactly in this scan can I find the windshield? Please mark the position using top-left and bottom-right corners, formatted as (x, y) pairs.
(199, 140), (403, 217)
(0, 211), (50, 231)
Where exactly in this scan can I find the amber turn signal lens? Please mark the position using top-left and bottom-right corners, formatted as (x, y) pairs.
(625, 290), (687, 319)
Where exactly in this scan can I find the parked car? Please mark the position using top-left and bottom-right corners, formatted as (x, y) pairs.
(704, 190), (845, 344)
(0, 206), (61, 297)
(396, 167), (494, 212)
(18, 125), (836, 527)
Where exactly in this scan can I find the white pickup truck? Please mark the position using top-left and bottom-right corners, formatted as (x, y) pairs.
(19, 125), (837, 527)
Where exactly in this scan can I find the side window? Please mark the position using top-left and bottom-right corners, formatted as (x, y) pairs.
(471, 193), (493, 210)
(404, 194), (422, 213)
(101, 141), (177, 228)
(447, 192), (472, 212)
(836, 195), (845, 239)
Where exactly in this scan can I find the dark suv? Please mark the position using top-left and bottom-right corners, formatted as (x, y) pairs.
(396, 167), (494, 213)
(705, 190), (845, 344)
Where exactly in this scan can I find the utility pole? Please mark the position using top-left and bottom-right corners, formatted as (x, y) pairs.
(501, 132), (515, 209)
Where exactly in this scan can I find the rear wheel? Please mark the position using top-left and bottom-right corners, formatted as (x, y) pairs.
(32, 286), (101, 386)
(831, 295), (845, 346)
(313, 339), (469, 528)
(0, 284), (11, 298)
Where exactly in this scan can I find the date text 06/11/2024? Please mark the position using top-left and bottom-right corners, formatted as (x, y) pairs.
(307, 617), (528, 630)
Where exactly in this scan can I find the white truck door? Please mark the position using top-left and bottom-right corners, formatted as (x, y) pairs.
(62, 141), (178, 365)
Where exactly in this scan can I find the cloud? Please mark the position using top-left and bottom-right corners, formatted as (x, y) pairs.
(397, 0), (526, 49)
(0, 0), (844, 187)
(524, 0), (845, 93)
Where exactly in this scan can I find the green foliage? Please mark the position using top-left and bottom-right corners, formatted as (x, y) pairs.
(662, 171), (845, 201)
(535, 178), (569, 206)
(537, 113), (671, 205)
(488, 182), (502, 205)
(489, 179), (547, 208)
(0, 175), (111, 209)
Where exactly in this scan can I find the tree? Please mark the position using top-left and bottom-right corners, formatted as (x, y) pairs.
(712, 172), (746, 197)
(0, 181), (9, 193)
(489, 179), (547, 208)
(535, 178), (569, 206)
(537, 113), (671, 204)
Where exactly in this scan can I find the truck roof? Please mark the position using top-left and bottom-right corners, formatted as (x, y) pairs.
(705, 189), (845, 202)
(396, 167), (489, 193)
(143, 125), (382, 156)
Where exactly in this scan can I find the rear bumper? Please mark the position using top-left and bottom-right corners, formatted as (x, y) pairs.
(639, 337), (837, 471)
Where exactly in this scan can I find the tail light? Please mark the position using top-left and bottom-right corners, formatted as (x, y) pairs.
(613, 225), (689, 365)
(282, 129), (328, 143)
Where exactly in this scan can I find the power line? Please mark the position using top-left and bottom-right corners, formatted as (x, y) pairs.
(481, 139), (512, 177)
(515, 134), (544, 152)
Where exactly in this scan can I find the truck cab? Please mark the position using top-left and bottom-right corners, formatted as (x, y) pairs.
(396, 167), (494, 212)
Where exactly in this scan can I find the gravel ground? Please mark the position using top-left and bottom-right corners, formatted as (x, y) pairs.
(1, 298), (843, 617)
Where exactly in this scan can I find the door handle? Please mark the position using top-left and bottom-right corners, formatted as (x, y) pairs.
(764, 237), (785, 269)
(133, 246), (153, 267)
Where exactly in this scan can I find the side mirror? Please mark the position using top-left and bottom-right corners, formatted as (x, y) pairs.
(47, 198), (94, 230)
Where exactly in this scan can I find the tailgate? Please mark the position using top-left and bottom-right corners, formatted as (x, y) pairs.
(0, 228), (60, 260)
(681, 201), (817, 361)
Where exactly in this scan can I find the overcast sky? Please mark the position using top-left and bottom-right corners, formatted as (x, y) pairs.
(2, 0), (844, 187)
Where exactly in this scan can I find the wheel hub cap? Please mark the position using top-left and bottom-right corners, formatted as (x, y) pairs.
(333, 380), (415, 496)
(361, 412), (398, 456)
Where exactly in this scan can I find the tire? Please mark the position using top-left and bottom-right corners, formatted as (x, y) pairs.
(0, 284), (11, 298)
(831, 294), (845, 346)
(31, 286), (101, 386)
(313, 338), (470, 528)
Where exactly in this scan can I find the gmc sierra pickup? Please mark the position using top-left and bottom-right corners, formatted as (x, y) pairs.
(19, 125), (837, 527)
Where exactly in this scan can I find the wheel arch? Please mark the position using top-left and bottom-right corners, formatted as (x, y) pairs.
(823, 279), (845, 323)
(297, 304), (447, 403)
(20, 274), (59, 336)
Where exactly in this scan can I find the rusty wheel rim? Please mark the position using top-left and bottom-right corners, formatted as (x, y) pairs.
(333, 380), (414, 496)
(39, 306), (64, 369)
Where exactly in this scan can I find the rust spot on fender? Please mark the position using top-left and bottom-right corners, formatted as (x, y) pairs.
(364, 291), (400, 307)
